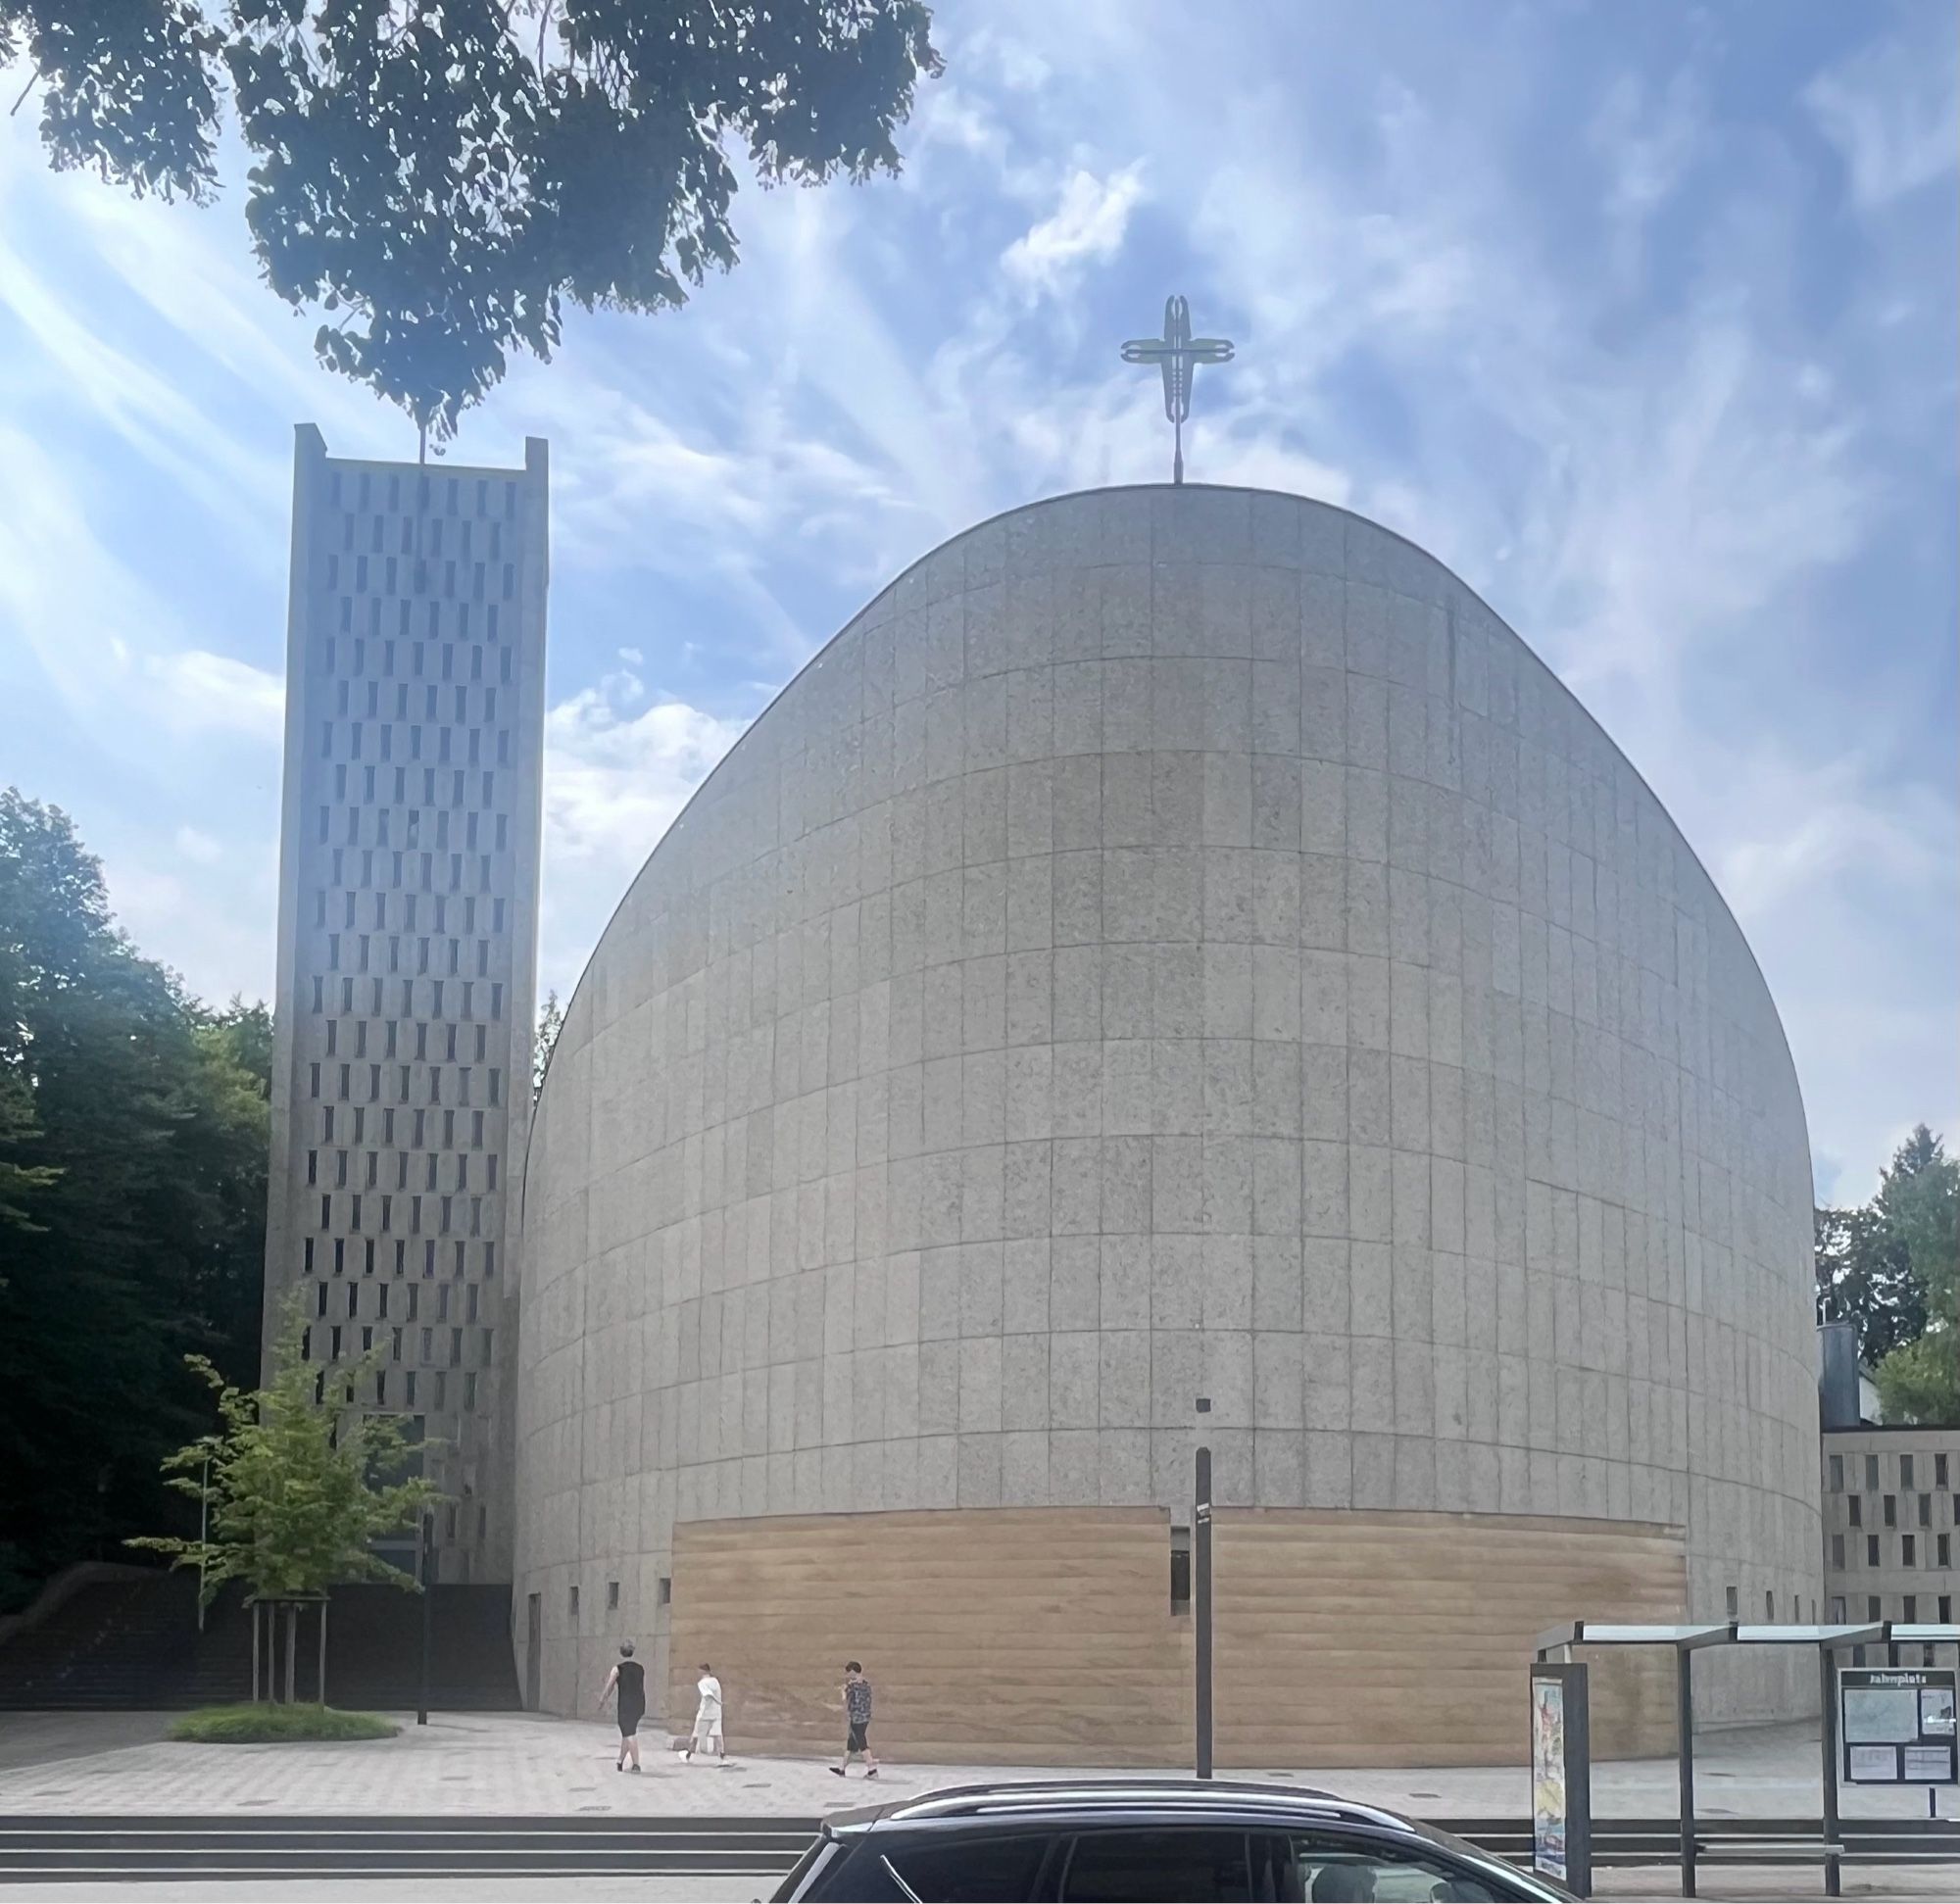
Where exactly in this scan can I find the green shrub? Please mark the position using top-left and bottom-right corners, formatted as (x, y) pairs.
(168, 1702), (398, 1743)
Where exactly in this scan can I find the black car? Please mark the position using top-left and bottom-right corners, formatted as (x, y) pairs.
(768, 1781), (1574, 1903)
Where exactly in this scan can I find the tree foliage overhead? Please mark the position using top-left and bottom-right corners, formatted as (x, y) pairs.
(0, 790), (270, 1609)
(130, 1298), (437, 1606)
(3, 0), (941, 438)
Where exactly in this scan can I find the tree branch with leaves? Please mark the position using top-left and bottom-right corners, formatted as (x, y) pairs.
(3, 0), (941, 440)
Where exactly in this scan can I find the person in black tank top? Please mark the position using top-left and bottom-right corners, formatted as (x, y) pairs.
(599, 1642), (646, 1772)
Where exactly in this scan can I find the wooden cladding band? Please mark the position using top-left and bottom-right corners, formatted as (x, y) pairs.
(668, 1505), (1686, 1767)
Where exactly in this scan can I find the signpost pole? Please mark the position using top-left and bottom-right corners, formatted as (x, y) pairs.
(1194, 1395), (1212, 1782)
(1820, 1646), (1840, 1900)
(1676, 1646), (1697, 1900)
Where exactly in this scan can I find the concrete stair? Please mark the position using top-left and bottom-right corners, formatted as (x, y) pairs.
(0, 1815), (818, 1881)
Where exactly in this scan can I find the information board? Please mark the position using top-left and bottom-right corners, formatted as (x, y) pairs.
(1530, 1662), (1592, 1897)
(1839, 1667), (1959, 1785)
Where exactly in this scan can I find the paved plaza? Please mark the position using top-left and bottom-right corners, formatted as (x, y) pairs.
(0, 1709), (1948, 1824)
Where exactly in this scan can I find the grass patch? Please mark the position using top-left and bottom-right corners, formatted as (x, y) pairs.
(169, 1702), (399, 1743)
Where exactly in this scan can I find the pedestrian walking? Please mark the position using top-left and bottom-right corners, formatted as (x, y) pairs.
(684, 1661), (724, 1762)
(830, 1660), (878, 1778)
(597, 1641), (645, 1773)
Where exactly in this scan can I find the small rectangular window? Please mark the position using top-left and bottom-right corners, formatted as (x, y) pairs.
(1832, 1534), (1846, 1570)
(606, 1581), (619, 1611)
(1869, 1536), (1882, 1567)
(1922, 1494), (1934, 1527)
(1868, 1455), (1882, 1490)
(1942, 1595), (1953, 1624)
(1724, 1586), (1738, 1620)
(1830, 1454), (1844, 1491)
(1902, 1453), (1917, 1488)
(1886, 1495), (1898, 1528)
(1905, 1535), (1918, 1567)
(1832, 1596), (1846, 1623)
(658, 1576), (671, 1606)
(1905, 1594), (1919, 1622)
(1940, 1454), (1951, 1489)
(1850, 1494), (1863, 1527)
(569, 1585), (579, 1620)
(1941, 1536), (1952, 1569)
(1869, 1594), (1883, 1622)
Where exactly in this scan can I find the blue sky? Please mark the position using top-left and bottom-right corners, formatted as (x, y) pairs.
(0, 0), (1953, 1205)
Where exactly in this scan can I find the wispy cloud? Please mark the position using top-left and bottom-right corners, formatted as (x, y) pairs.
(1001, 164), (1147, 301)
(142, 650), (286, 741)
(1805, 26), (1960, 208)
(537, 676), (746, 997)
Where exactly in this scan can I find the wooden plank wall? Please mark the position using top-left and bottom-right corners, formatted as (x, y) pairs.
(1213, 1510), (1687, 1766)
(668, 1506), (1685, 1766)
(669, 1508), (1193, 1765)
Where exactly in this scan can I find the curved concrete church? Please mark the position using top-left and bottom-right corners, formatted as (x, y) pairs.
(513, 483), (1820, 1766)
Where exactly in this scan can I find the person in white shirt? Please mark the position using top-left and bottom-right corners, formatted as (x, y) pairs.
(684, 1662), (724, 1762)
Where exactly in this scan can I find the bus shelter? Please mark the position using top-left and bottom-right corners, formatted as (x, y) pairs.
(1531, 1620), (1960, 1898)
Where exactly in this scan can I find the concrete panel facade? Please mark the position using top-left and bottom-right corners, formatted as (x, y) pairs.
(514, 485), (1818, 1744)
(267, 426), (549, 1581)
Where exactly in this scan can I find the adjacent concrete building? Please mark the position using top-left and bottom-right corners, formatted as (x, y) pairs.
(1822, 1428), (1960, 1634)
(266, 425), (549, 1582)
(514, 485), (1819, 1761)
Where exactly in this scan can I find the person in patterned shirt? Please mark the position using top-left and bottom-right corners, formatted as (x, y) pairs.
(830, 1660), (878, 1779)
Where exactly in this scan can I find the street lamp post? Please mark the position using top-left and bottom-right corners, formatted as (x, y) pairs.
(1195, 1395), (1213, 1781)
(417, 1510), (434, 1727)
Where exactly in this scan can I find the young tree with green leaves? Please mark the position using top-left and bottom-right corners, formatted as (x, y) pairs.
(3, 0), (941, 440)
(130, 1298), (439, 1701)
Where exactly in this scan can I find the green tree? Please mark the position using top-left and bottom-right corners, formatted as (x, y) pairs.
(533, 987), (564, 1102)
(185, 999), (274, 1391)
(1868, 1128), (1960, 1426)
(0, 1070), (60, 1238)
(0, 791), (271, 1606)
(1878, 1126), (1959, 1316)
(3, 1), (941, 439)
(1876, 1334), (1959, 1431)
(130, 1299), (438, 1700)
(1815, 1201), (1925, 1366)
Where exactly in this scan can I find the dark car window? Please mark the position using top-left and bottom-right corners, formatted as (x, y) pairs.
(1062, 1829), (1254, 1901)
(885, 1833), (1057, 1902)
(804, 1838), (912, 1903)
(771, 1833), (845, 1902)
(1292, 1834), (1524, 1903)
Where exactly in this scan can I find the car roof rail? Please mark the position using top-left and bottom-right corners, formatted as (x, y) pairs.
(864, 1780), (1417, 1834)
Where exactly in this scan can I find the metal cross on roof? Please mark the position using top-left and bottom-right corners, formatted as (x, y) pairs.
(1121, 294), (1235, 485)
